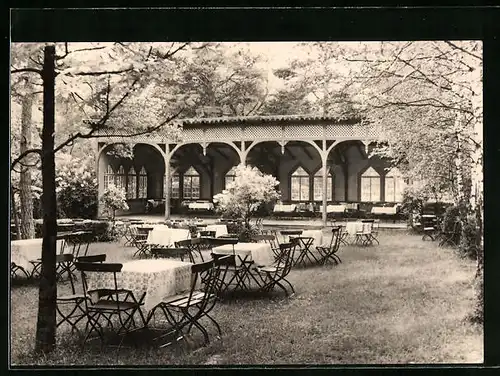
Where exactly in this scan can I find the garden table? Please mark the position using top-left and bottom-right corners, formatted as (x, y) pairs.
(147, 227), (191, 248)
(212, 242), (274, 267)
(345, 222), (364, 244)
(205, 224), (228, 238)
(188, 202), (214, 210)
(290, 229), (323, 246)
(85, 259), (193, 313)
(319, 204), (346, 213)
(11, 238), (65, 275)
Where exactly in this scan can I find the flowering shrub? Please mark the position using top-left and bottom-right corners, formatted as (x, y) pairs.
(100, 184), (129, 220)
(55, 155), (98, 219)
(213, 164), (280, 224)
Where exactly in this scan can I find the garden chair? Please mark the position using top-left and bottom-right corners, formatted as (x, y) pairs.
(56, 253), (90, 335)
(74, 261), (146, 348)
(254, 233), (281, 263)
(10, 262), (30, 281)
(175, 238), (204, 262)
(210, 252), (253, 293)
(438, 220), (461, 248)
(316, 226), (342, 265)
(146, 260), (221, 347)
(370, 219), (380, 245)
(255, 241), (296, 297)
(354, 220), (375, 246)
(129, 226), (150, 258)
(151, 247), (195, 264)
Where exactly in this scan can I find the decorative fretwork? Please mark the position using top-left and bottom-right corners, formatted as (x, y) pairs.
(284, 125), (323, 138)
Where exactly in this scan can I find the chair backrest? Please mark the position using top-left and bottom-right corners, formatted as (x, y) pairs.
(210, 237), (239, 247)
(275, 242), (296, 274)
(361, 221), (373, 234)
(189, 260), (218, 307)
(328, 226), (342, 252)
(175, 239), (192, 248)
(151, 247), (194, 263)
(77, 254), (107, 263)
(74, 261), (124, 306)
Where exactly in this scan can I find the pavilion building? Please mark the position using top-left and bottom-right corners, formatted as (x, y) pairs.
(95, 114), (406, 224)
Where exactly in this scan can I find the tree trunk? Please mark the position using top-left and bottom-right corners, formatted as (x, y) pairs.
(19, 76), (35, 239)
(35, 45), (57, 354)
(11, 185), (20, 240)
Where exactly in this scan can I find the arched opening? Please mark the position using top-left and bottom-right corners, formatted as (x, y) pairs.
(97, 142), (165, 215)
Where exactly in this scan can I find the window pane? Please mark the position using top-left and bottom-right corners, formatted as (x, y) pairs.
(361, 177), (371, 202)
(300, 176), (309, 201)
(327, 176), (333, 201)
(371, 177), (380, 202)
(171, 174), (180, 199)
(291, 177), (300, 201)
(313, 176), (322, 201)
(385, 176), (395, 202)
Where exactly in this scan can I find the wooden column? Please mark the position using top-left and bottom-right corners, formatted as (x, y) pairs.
(321, 151), (328, 227)
(164, 153), (171, 219)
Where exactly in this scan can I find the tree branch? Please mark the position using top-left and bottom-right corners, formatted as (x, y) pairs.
(11, 67), (43, 75)
(444, 41), (482, 61)
(69, 67), (134, 76)
(10, 149), (43, 171)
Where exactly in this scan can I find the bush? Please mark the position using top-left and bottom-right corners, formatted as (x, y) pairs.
(100, 184), (129, 220)
(56, 155), (98, 219)
(460, 218), (480, 260)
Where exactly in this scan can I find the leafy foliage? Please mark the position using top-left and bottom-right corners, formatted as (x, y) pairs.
(213, 164), (280, 224)
(55, 155), (98, 219)
(99, 184), (129, 220)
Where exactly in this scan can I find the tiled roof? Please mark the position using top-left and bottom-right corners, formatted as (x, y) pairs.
(181, 114), (360, 126)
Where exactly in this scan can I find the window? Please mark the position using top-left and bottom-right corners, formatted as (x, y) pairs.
(127, 167), (137, 199)
(384, 168), (406, 202)
(225, 166), (237, 188)
(115, 165), (126, 191)
(313, 168), (333, 201)
(138, 167), (148, 198)
(290, 166), (310, 201)
(170, 171), (180, 199)
(104, 164), (114, 190)
(183, 167), (200, 199)
(360, 167), (381, 202)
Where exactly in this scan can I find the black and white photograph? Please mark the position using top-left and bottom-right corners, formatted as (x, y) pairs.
(9, 9), (485, 368)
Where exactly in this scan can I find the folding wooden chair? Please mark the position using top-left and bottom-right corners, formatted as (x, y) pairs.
(175, 238), (204, 262)
(255, 242), (296, 297)
(11, 262), (30, 281)
(74, 262), (146, 348)
(56, 254), (90, 335)
(210, 253), (252, 293)
(354, 220), (375, 246)
(129, 226), (150, 258)
(146, 260), (221, 347)
(316, 226), (342, 265)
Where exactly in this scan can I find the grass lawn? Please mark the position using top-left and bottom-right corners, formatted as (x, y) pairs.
(10, 229), (483, 365)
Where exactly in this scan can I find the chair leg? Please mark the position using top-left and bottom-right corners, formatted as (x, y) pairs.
(281, 278), (295, 294)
